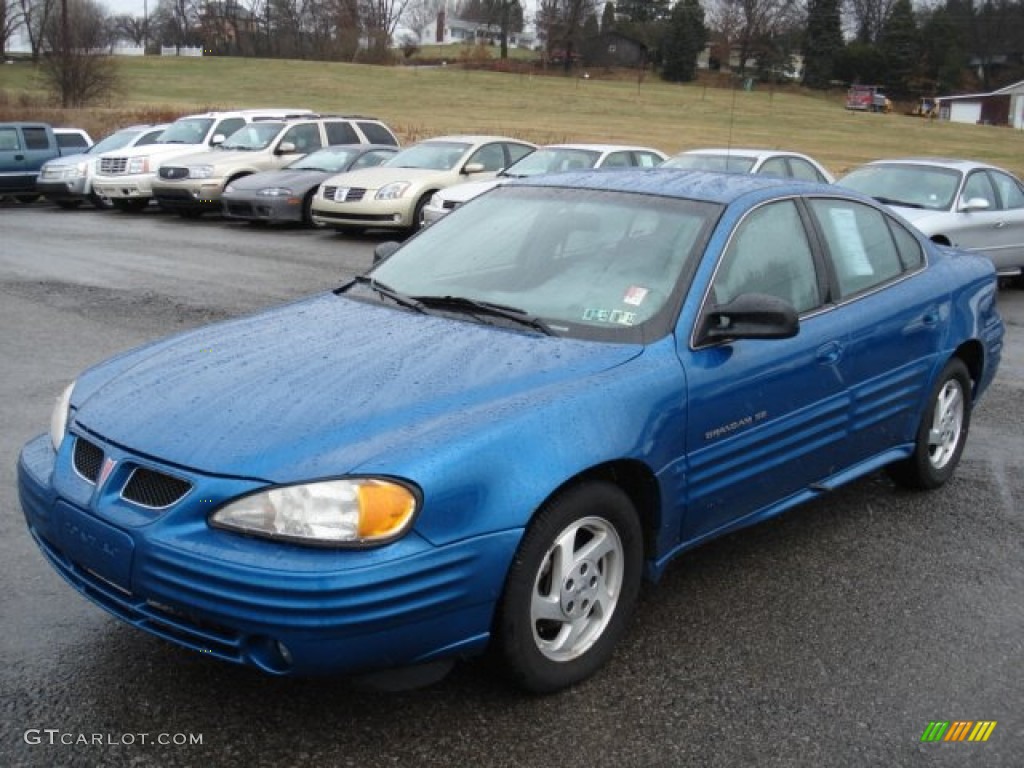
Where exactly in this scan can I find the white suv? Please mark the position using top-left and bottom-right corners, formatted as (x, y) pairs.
(92, 109), (311, 211)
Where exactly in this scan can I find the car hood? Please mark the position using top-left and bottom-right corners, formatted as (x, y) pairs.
(885, 206), (951, 232)
(325, 166), (457, 190)
(97, 143), (205, 160)
(226, 169), (328, 192)
(440, 177), (504, 204)
(72, 294), (642, 483)
(42, 154), (89, 169)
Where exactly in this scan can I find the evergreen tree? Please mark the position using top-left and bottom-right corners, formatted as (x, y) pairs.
(802, 0), (844, 89)
(661, 0), (707, 82)
(878, 0), (920, 96)
(601, 1), (617, 33)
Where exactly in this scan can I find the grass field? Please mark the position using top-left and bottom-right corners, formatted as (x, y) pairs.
(1, 56), (1023, 177)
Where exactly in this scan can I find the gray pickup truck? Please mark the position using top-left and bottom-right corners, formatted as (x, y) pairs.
(0, 122), (91, 202)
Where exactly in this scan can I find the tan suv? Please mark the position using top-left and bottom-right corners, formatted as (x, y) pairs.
(150, 114), (399, 217)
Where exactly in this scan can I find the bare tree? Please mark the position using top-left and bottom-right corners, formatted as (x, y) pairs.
(537, 0), (599, 70)
(359, 0), (412, 59)
(845, 0), (897, 44)
(15, 0), (57, 60)
(400, 0), (443, 42)
(111, 13), (150, 47)
(705, 0), (800, 75)
(152, 0), (200, 49)
(2, 0), (22, 56)
(39, 0), (119, 107)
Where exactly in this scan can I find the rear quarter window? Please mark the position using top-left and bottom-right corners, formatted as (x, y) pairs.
(356, 122), (399, 146)
(23, 127), (51, 150)
(326, 122), (359, 145)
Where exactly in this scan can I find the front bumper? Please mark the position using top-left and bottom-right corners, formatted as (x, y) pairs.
(18, 432), (519, 676)
(152, 179), (226, 213)
(311, 196), (414, 231)
(222, 192), (304, 223)
(37, 175), (88, 200)
(92, 174), (154, 200)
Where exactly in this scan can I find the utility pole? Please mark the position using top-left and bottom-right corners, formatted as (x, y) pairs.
(60, 0), (70, 107)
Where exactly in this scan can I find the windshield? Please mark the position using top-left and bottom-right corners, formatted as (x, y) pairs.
(158, 118), (215, 144)
(837, 164), (961, 211)
(286, 147), (361, 172)
(661, 154), (757, 174)
(384, 142), (470, 171)
(365, 186), (718, 342)
(503, 148), (601, 176)
(221, 122), (284, 150)
(88, 129), (143, 154)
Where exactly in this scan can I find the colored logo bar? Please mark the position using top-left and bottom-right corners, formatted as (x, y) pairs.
(921, 721), (997, 742)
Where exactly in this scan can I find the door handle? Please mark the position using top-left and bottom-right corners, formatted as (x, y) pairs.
(816, 341), (843, 365)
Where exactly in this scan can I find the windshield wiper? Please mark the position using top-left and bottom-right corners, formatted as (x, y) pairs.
(348, 275), (424, 313)
(412, 295), (553, 335)
(872, 195), (925, 209)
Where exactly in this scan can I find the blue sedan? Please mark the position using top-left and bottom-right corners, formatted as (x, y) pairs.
(18, 169), (1004, 692)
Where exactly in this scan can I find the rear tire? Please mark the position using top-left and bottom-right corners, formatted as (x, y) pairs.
(15, 194), (40, 204)
(495, 481), (643, 693)
(888, 358), (972, 490)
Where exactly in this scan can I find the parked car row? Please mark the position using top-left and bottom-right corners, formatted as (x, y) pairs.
(13, 108), (1024, 280)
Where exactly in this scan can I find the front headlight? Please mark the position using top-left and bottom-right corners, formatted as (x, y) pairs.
(126, 157), (150, 174)
(210, 478), (418, 546)
(376, 181), (411, 200)
(256, 187), (293, 197)
(49, 382), (74, 451)
(188, 165), (215, 179)
(72, 160), (89, 177)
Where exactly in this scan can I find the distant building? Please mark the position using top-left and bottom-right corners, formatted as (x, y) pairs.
(420, 13), (535, 50)
(579, 32), (647, 69)
(937, 80), (1024, 128)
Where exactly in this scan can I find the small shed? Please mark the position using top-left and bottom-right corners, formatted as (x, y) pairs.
(579, 32), (648, 69)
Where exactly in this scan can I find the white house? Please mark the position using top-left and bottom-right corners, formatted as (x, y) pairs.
(937, 79), (1024, 129)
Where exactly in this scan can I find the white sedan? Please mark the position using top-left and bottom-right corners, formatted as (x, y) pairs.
(421, 143), (667, 225)
(661, 148), (835, 183)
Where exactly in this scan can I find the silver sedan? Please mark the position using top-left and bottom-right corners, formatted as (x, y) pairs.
(837, 157), (1024, 279)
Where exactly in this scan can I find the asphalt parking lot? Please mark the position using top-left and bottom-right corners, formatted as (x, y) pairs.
(1, 204), (1021, 768)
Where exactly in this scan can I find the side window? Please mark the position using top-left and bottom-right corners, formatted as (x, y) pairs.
(809, 198), (905, 298)
(789, 158), (827, 183)
(214, 118), (245, 143)
(136, 129), (164, 146)
(56, 132), (89, 150)
(961, 171), (997, 209)
(602, 152), (632, 169)
(282, 123), (322, 152)
(356, 121), (398, 146)
(757, 157), (789, 178)
(23, 127), (50, 150)
(505, 143), (533, 165)
(326, 121), (359, 145)
(712, 200), (820, 314)
(469, 143), (505, 171)
(634, 152), (662, 168)
(989, 170), (1024, 210)
(0, 127), (20, 150)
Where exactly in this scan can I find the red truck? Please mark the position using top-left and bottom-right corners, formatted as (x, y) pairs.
(846, 85), (891, 113)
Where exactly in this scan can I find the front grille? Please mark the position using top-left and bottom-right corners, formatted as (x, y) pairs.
(159, 166), (189, 180)
(98, 157), (128, 175)
(73, 437), (104, 483)
(122, 468), (192, 509)
(322, 186), (366, 203)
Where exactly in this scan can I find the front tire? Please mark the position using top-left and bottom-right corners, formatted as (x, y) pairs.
(888, 358), (972, 490)
(495, 481), (642, 693)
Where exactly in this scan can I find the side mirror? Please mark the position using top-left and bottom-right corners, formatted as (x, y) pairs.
(373, 241), (401, 265)
(210, 133), (226, 146)
(698, 293), (799, 345)
(462, 162), (486, 175)
(276, 141), (298, 154)
(959, 197), (991, 213)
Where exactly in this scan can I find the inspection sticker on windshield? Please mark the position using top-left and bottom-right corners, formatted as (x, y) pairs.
(583, 308), (637, 325)
(623, 286), (649, 306)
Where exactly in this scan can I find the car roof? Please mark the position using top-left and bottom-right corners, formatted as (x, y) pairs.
(511, 167), (827, 205)
(542, 143), (664, 153)
(420, 135), (531, 144)
(177, 109), (313, 120)
(862, 157), (1003, 172)
(678, 148), (812, 160)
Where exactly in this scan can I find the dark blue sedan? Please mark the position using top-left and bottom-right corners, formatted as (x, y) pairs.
(18, 169), (1004, 692)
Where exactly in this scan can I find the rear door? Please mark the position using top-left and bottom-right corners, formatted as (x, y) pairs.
(953, 169), (1024, 272)
(0, 125), (27, 193)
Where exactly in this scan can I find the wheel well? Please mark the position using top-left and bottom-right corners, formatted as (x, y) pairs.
(953, 340), (985, 399)
(930, 234), (952, 247)
(552, 461), (661, 562)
